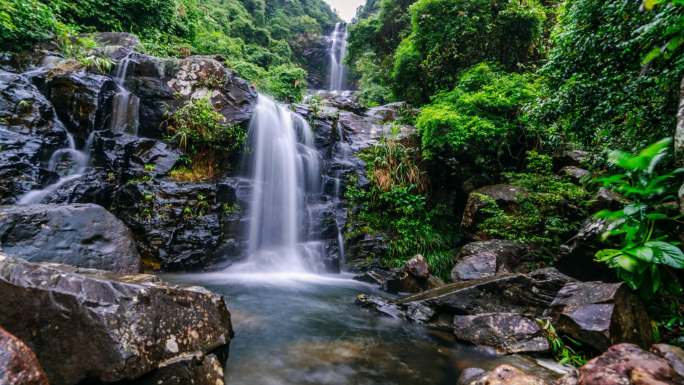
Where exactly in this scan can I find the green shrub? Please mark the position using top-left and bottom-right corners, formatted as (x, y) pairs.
(0, 0), (59, 50)
(416, 63), (540, 172)
(257, 64), (307, 103)
(165, 98), (246, 156)
(594, 138), (684, 298)
(345, 139), (457, 280)
(391, 0), (546, 104)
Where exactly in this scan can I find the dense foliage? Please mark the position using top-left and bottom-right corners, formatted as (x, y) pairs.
(0, 0), (338, 102)
(531, 0), (684, 150)
(416, 63), (540, 173)
(346, 139), (458, 279)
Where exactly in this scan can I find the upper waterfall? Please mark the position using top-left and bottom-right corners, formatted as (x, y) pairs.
(328, 22), (349, 92)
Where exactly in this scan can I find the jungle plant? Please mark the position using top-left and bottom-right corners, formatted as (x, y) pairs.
(538, 319), (587, 367)
(594, 138), (684, 298)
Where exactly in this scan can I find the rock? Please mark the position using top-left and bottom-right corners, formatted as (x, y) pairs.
(451, 240), (531, 282)
(457, 368), (487, 385)
(652, 344), (684, 378)
(406, 254), (430, 279)
(127, 353), (225, 385)
(587, 188), (626, 211)
(355, 294), (405, 319)
(353, 269), (393, 286)
(93, 32), (141, 49)
(453, 313), (550, 354)
(556, 220), (615, 282)
(366, 102), (415, 124)
(0, 203), (140, 273)
(0, 70), (67, 203)
(125, 53), (257, 138)
(38, 68), (117, 145)
(291, 33), (329, 89)
(0, 255), (233, 385)
(461, 184), (525, 241)
(471, 365), (548, 385)
(400, 268), (573, 323)
(551, 282), (652, 351)
(91, 131), (181, 178)
(555, 344), (684, 385)
(559, 166), (590, 183)
(357, 269), (573, 328)
(111, 180), (244, 270)
(554, 150), (590, 169)
(0, 326), (49, 385)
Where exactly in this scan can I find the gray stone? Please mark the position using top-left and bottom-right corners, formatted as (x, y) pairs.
(451, 240), (530, 281)
(0, 203), (140, 273)
(558, 166), (589, 183)
(551, 282), (652, 351)
(453, 313), (550, 354)
(0, 255), (233, 385)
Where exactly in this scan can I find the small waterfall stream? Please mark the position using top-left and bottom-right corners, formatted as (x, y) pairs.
(328, 22), (349, 92)
(110, 54), (140, 134)
(18, 56), (139, 204)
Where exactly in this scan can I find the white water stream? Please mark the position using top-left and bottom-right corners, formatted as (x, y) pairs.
(328, 22), (349, 92)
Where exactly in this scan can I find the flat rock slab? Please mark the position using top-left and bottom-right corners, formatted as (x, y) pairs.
(0, 203), (141, 273)
(0, 255), (232, 385)
(453, 313), (549, 354)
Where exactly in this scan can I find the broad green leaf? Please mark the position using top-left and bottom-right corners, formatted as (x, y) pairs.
(595, 249), (622, 262)
(646, 241), (684, 268)
(625, 246), (655, 263)
(614, 254), (639, 272)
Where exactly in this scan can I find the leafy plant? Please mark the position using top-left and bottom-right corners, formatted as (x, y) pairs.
(538, 319), (588, 367)
(594, 138), (684, 297)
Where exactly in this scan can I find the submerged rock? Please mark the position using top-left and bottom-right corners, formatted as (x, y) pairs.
(451, 240), (531, 282)
(551, 281), (652, 351)
(0, 203), (141, 273)
(0, 326), (49, 385)
(0, 255), (233, 385)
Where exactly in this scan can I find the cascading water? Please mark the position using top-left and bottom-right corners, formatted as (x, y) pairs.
(328, 22), (349, 92)
(18, 129), (93, 205)
(110, 54), (140, 135)
(234, 95), (323, 273)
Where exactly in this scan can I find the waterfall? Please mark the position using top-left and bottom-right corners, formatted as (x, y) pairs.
(237, 95), (323, 273)
(18, 130), (93, 205)
(328, 23), (349, 92)
(109, 54), (140, 135)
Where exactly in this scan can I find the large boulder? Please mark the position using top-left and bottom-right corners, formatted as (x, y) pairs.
(123, 53), (257, 138)
(451, 240), (531, 282)
(461, 184), (526, 241)
(382, 255), (444, 293)
(359, 268), (573, 327)
(0, 326), (49, 385)
(453, 313), (549, 354)
(0, 204), (140, 273)
(37, 67), (117, 145)
(555, 344), (684, 385)
(551, 282), (652, 351)
(0, 255), (233, 385)
(90, 131), (181, 178)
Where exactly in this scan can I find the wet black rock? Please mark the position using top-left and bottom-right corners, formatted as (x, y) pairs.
(123, 53), (257, 138)
(291, 34), (330, 89)
(0, 203), (141, 273)
(0, 326), (49, 385)
(451, 240), (531, 282)
(551, 281), (652, 351)
(382, 255), (444, 294)
(0, 255), (233, 385)
(37, 68), (117, 145)
(91, 131), (181, 178)
(453, 313), (549, 354)
(0, 70), (67, 203)
(556, 220), (615, 282)
(127, 353), (226, 385)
